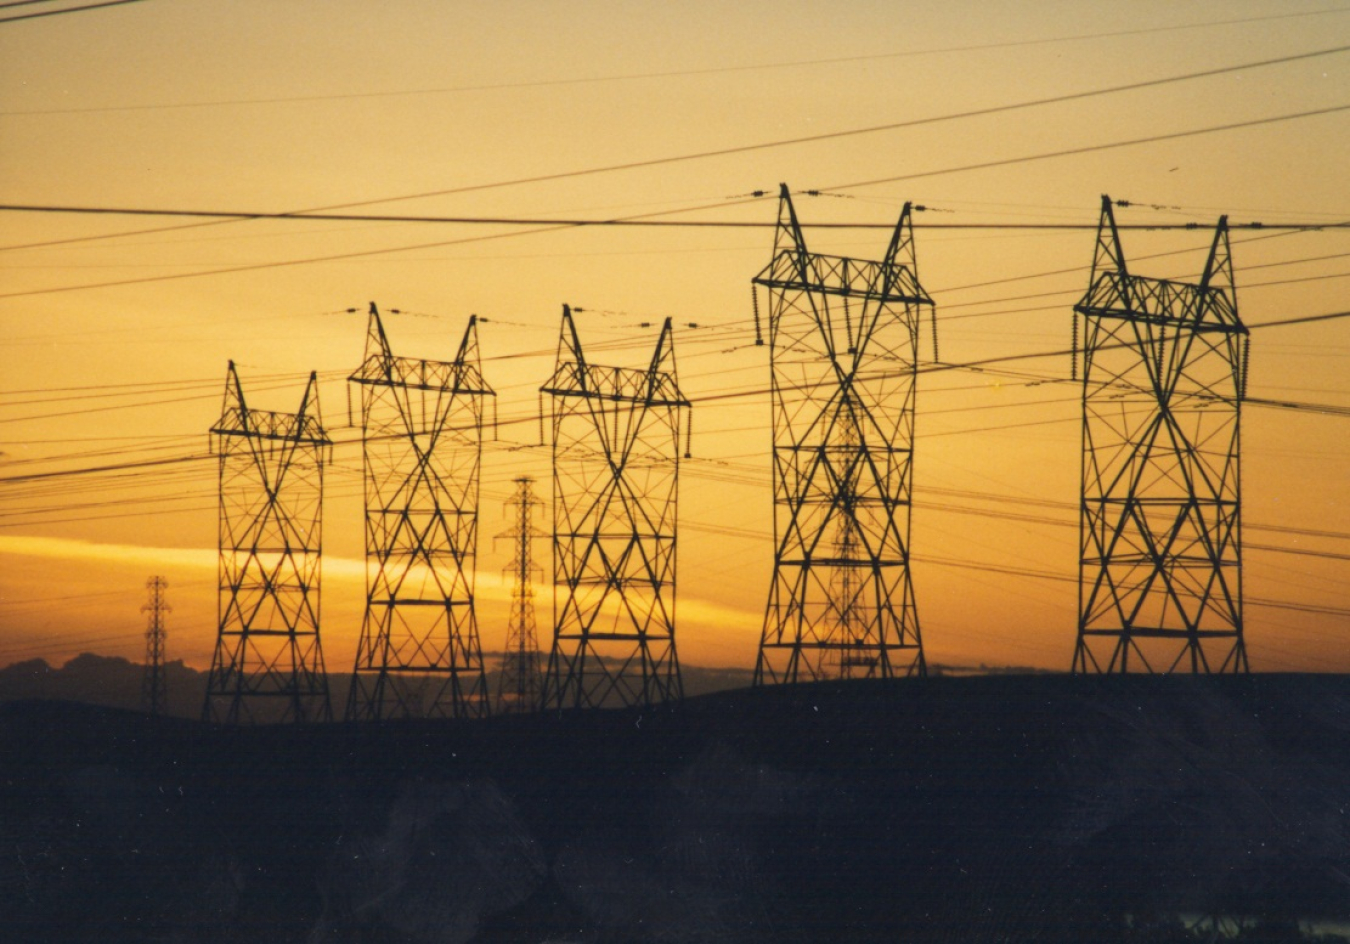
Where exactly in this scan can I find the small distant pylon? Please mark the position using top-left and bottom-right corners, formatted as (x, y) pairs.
(1072, 196), (1249, 673)
(142, 576), (169, 717)
(346, 303), (494, 720)
(754, 183), (934, 685)
(540, 306), (690, 709)
(203, 362), (333, 724)
(495, 476), (545, 714)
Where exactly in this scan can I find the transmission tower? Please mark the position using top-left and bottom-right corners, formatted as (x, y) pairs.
(346, 303), (494, 721)
(203, 363), (333, 724)
(754, 183), (935, 685)
(142, 576), (169, 717)
(1072, 196), (1249, 674)
(540, 306), (690, 709)
(495, 476), (545, 714)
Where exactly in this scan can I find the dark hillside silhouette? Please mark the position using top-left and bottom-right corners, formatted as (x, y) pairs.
(0, 653), (757, 718)
(3, 674), (1350, 941)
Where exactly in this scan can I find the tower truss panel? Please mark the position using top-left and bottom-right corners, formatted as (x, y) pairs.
(204, 363), (333, 724)
(1073, 196), (1249, 674)
(495, 476), (545, 714)
(346, 304), (494, 720)
(754, 184), (934, 685)
(541, 307), (690, 709)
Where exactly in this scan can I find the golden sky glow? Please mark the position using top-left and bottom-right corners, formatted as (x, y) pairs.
(1, 1), (1347, 675)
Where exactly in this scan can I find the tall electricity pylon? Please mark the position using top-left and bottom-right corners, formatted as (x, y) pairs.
(754, 184), (935, 685)
(541, 306), (690, 709)
(142, 576), (169, 717)
(346, 303), (494, 720)
(1072, 195), (1249, 674)
(495, 476), (545, 714)
(204, 363), (333, 724)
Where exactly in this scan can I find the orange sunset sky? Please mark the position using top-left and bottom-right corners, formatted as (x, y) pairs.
(1, 0), (1347, 677)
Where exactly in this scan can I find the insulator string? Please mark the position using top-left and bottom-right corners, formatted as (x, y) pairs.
(1071, 311), (1079, 381)
(752, 284), (764, 346)
(1241, 335), (1251, 400)
(843, 292), (854, 353)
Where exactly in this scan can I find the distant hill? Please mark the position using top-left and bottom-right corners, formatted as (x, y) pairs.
(0, 654), (205, 718)
(0, 652), (1048, 719)
(0, 652), (757, 718)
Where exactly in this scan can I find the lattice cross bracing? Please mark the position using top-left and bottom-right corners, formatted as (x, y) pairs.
(541, 306), (689, 709)
(1073, 196), (1249, 674)
(203, 362), (333, 724)
(346, 303), (494, 720)
(754, 184), (934, 685)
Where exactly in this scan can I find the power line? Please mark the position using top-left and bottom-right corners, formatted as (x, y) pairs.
(1249, 543), (1350, 562)
(5, 202), (1347, 231)
(917, 556), (1350, 619)
(0, 377), (316, 425)
(115, 43), (1350, 208)
(932, 254), (1350, 318)
(0, 371), (303, 398)
(4, 99), (1346, 303)
(930, 221), (1342, 298)
(3, 42), (1345, 256)
(672, 308), (1350, 412)
(6, 8), (1346, 114)
(0, 0), (148, 25)
(1248, 310), (1350, 330)
(819, 103), (1350, 193)
(3, 310), (1346, 487)
(1246, 396), (1350, 418)
(7, 413), (1348, 555)
(0, 453), (209, 485)
(0, 586), (135, 607)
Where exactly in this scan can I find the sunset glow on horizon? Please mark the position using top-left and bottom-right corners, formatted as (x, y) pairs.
(2, 1), (1347, 679)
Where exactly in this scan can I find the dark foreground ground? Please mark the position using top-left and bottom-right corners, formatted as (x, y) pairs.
(2, 674), (1349, 943)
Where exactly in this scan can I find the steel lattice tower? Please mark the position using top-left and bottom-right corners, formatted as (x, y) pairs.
(495, 476), (545, 714)
(346, 303), (494, 720)
(142, 576), (169, 717)
(1073, 195), (1249, 674)
(204, 363), (333, 724)
(541, 306), (690, 709)
(754, 184), (935, 685)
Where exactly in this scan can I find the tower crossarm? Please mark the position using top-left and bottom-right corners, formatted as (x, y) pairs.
(542, 361), (688, 407)
(212, 407), (330, 444)
(350, 352), (494, 396)
(755, 250), (933, 307)
(1076, 272), (1245, 335)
